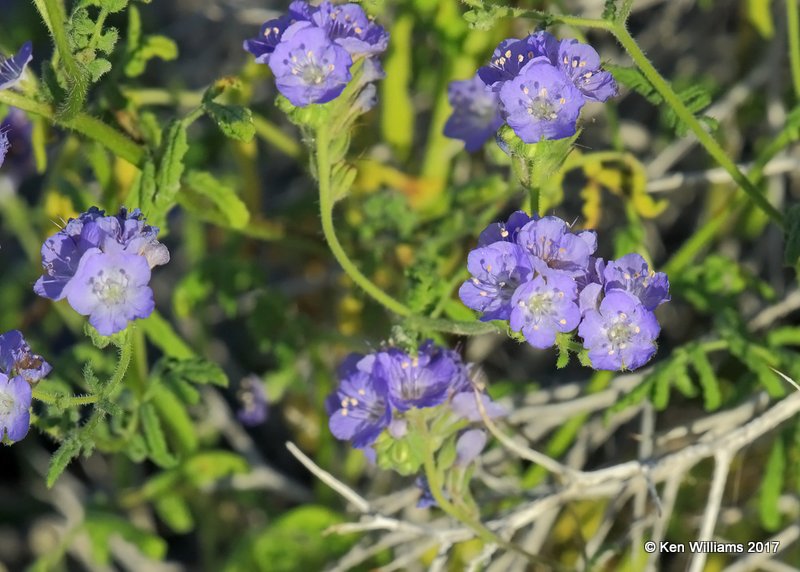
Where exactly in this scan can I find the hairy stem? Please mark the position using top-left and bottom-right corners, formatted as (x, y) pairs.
(0, 90), (145, 166)
(413, 414), (551, 567)
(517, 9), (785, 228)
(610, 23), (785, 228)
(104, 330), (134, 398)
(316, 125), (412, 317)
(32, 388), (98, 406)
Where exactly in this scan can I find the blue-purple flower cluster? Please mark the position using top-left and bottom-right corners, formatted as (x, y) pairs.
(460, 212), (669, 371)
(35, 207), (170, 336)
(0, 330), (51, 443)
(444, 32), (616, 150)
(244, 1), (388, 107)
(326, 341), (505, 453)
(0, 41), (32, 92)
(0, 42), (33, 169)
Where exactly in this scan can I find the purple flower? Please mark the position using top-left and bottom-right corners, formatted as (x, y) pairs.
(516, 216), (597, 277)
(34, 207), (168, 304)
(478, 211), (536, 246)
(93, 207), (170, 269)
(579, 281), (603, 315)
(455, 429), (487, 467)
(557, 39), (617, 103)
(237, 375), (269, 426)
(268, 22), (353, 106)
(459, 242), (534, 321)
(0, 108), (34, 177)
(443, 75), (504, 152)
(0, 126), (8, 169)
(578, 291), (660, 371)
(415, 475), (437, 508)
(0, 330), (52, 385)
(243, 14), (295, 63)
(243, 1), (315, 63)
(510, 270), (580, 349)
(34, 208), (107, 301)
(603, 253), (670, 311)
(0, 374), (31, 442)
(326, 353), (391, 448)
(450, 391), (507, 422)
(499, 59), (585, 142)
(0, 41), (32, 91)
(62, 249), (155, 336)
(312, 2), (389, 58)
(374, 342), (468, 411)
(478, 32), (559, 91)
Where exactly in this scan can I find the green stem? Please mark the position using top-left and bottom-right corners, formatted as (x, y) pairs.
(104, 330), (134, 398)
(412, 414), (547, 566)
(788, 0), (800, 100)
(32, 388), (98, 406)
(516, 10), (784, 228)
(41, 0), (80, 80)
(528, 185), (540, 216)
(0, 90), (145, 166)
(315, 124), (413, 317)
(616, 0), (635, 23)
(87, 8), (109, 52)
(610, 23), (785, 229)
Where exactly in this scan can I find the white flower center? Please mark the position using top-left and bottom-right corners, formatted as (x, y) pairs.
(0, 392), (15, 416)
(90, 267), (130, 306)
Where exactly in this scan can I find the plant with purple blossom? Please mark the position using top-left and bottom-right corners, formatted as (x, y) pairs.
(34, 207), (169, 336)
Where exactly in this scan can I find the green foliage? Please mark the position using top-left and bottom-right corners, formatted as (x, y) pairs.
(204, 102), (256, 142)
(224, 506), (355, 572)
(140, 402), (178, 468)
(151, 118), (189, 226)
(607, 65), (717, 135)
(182, 170), (251, 229)
(124, 6), (178, 78)
(85, 512), (167, 564)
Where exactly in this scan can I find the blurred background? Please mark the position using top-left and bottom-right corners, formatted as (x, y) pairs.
(1, 0), (799, 570)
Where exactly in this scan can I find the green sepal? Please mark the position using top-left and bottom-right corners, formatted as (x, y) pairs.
(374, 430), (426, 476)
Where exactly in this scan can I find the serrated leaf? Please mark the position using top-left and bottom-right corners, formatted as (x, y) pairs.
(96, 28), (119, 54)
(182, 170), (251, 229)
(47, 438), (81, 487)
(141, 402), (178, 468)
(99, 0), (129, 12)
(555, 333), (573, 369)
(155, 356), (229, 388)
(759, 436), (785, 531)
(151, 385), (198, 454)
(125, 35), (178, 77)
(87, 58), (112, 82)
(664, 85), (713, 136)
(152, 119), (189, 224)
(606, 65), (662, 105)
(203, 102), (255, 142)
